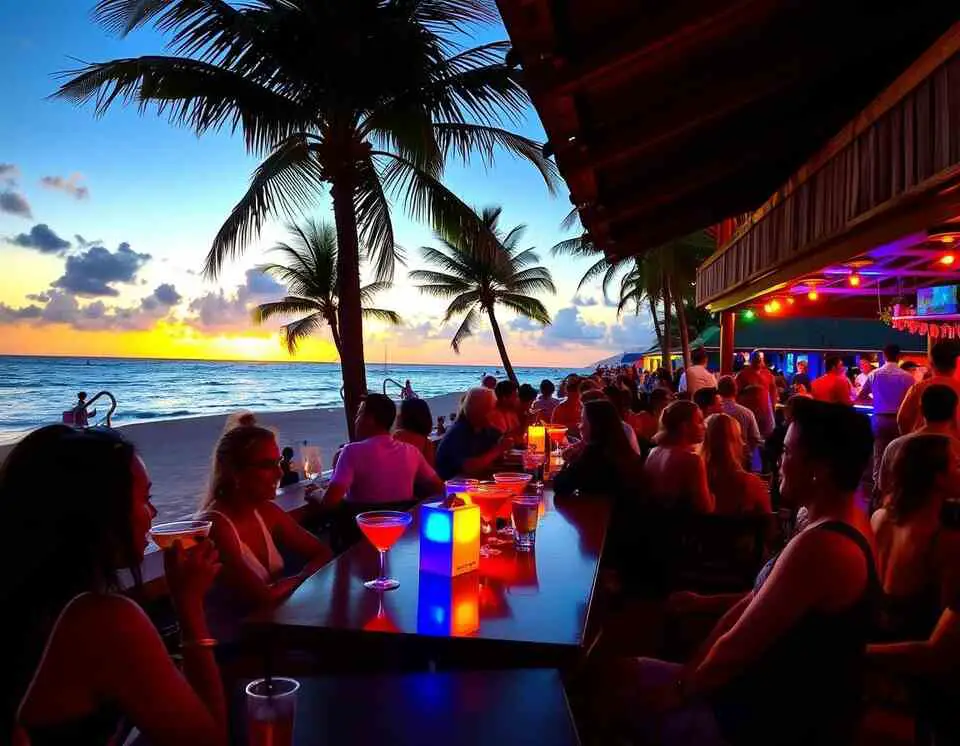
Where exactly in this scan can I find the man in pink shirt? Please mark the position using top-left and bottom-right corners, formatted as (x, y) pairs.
(322, 394), (443, 508)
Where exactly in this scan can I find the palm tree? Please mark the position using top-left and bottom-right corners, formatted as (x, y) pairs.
(411, 206), (554, 383)
(252, 219), (400, 356)
(56, 0), (557, 437)
(555, 226), (715, 371)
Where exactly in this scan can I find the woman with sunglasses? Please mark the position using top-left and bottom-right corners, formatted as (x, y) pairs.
(198, 414), (331, 641)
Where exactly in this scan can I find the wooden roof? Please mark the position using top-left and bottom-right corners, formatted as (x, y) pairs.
(497, 1), (960, 259)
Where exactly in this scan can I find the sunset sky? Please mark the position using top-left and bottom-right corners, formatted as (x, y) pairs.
(0, 1), (656, 367)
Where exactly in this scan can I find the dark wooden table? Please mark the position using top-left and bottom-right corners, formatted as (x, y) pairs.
(245, 490), (611, 670)
(232, 669), (580, 746)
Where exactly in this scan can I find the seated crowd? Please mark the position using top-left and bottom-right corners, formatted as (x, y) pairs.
(4, 346), (960, 745)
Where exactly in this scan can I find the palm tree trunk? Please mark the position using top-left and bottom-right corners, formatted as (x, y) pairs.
(331, 172), (366, 441)
(486, 307), (517, 384)
(648, 297), (664, 352)
(328, 313), (344, 359)
(661, 271), (673, 373)
(674, 283), (692, 370)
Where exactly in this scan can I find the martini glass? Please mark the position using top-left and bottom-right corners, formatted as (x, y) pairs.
(468, 487), (512, 556)
(356, 511), (413, 590)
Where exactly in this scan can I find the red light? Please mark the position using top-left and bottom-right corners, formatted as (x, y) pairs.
(786, 297), (795, 305)
(808, 290), (819, 301)
(940, 254), (956, 266)
(848, 273), (861, 287)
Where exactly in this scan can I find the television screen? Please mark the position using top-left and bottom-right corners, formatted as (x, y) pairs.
(917, 285), (959, 316)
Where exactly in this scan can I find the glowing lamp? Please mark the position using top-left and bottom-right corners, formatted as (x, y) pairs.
(787, 297), (795, 305)
(416, 571), (480, 637)
(419, 500), (480, 577)
(769, 300), (782, 313)
(848, 273), (861, 287)
(940, 254), (956, 266)
(526, 424), (546, 456)
(807, 290), (819, 301)
(743, 309), (756, 320)
(942, 235), (956, 244)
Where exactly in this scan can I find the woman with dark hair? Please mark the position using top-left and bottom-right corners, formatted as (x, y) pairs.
(3, 425), (226, 745)
(605, 400), (878, 746)
(393, 397), (436, 467)
(867, 435), (960, 742)
(644, 400), (713, 513)
(199, 415), (330, 639)
(554, 399), (644, 497)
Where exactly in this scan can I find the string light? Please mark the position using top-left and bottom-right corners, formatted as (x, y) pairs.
(940, 254), (956, 266)
(786, 297), (795, 305)
(848, 272), (861, 287)
(807, 290), (819, 301)
(942, 235), (956, 244)
(743, 309), (756, 320)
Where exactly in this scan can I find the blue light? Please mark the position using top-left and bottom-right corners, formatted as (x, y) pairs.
(423, 512), (452, 543)
(431, 606), (446, 625)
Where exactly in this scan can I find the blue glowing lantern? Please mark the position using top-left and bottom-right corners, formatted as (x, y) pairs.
(419, 500), (480, 576)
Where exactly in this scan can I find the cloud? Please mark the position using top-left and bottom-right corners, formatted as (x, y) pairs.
(0, 191), (32, 219)
(572, 295), (598, 307)
(152, 283), (182, 307)
(538, 306), (607, 348)
(26, 292), (50, 303)
(509, 316), (543, 332)
(0, 163), (18, 187)
(9, 223), (70, 254)
(52, 241), (151, 297)
(40, 174), (89, 200)
(609, 313), (656, 349)
(186, 269), (284, 331)
(0, 287), (177, 332)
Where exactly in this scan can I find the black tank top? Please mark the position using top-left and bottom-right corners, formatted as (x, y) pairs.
(712, 520), (879, 746)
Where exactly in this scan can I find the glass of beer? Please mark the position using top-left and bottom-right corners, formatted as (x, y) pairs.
(246, 677), (299, 746)
(511, 498), (541, 552)
(149, 520), (212, 550)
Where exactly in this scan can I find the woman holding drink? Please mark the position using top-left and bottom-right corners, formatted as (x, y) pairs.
(2, 425), (226, 746)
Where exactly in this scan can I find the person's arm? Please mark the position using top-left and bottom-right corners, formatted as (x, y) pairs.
(897, 383), (921, 434)
(315, 445), (355, 509)
(413, 452), (444, 497)
(461, 436), (512, 476)
(747, 474), (772, 513)
(744, 411), (763, 450)
(868, 608), (960, 676)
(685, 527), (867, 697)
(686, 453), (714, 513)
(856, 371), (875, 403)
(259, 500), (331, 571)
(625, 426), (641, 455)
(685, 593), (753, 670)
(207, 516), (304, 607)
(90, 543), (226, 745)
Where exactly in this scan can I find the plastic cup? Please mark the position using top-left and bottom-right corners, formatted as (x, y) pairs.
(246, 677), (299, 746)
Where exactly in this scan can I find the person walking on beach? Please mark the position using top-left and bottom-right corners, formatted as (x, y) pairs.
(71, 391), (93, 428)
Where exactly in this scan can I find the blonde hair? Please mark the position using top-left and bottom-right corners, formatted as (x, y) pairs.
(200, 412), (277, 511)
(699, 413), (746, 481)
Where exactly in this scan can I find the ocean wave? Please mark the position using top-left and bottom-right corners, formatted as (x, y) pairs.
(123, 409), (195, 420)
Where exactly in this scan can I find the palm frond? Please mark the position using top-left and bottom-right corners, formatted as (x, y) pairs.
(450, 306), (480, 353)
(355, 154), (402, 283)
(415, 246), (472, 279)
(497, 293), (551, 324)
(361, 307), (402, 325)
(443, 290), (482, 321)
(205, 134), (323, 278)
(281, 311), (327, 356)
(358, 281), (393, 305)
(560, 206), (582, 232)
(433, 123), (558, 195)
(551, 233), (598, 258)
(53, 55), (306, 155)
(252, 297), (323, 325)
(427, 59), (530, 127)
(575, 257), (612, 293)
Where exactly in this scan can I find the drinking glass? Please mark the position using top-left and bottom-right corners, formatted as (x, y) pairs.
(301, 444), (322, 481)
(246, 677), (299, 746)
(445, 478), (479, 499)
(149, 520), (212, 550)
(522, 451), (546, 494)
(511, 498), (541, 552)
(356, 511), (413, 590)
(468, 486), (512, 556)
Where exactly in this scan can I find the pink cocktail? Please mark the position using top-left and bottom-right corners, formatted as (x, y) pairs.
(468, 486), (512, 557)
(356, 511), (412, 590)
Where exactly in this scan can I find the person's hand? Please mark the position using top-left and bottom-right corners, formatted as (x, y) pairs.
(164, 539), (221, 610)
(666, 590), (704, 616)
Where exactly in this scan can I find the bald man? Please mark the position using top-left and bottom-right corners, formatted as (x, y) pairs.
(435, 388), (514, 479)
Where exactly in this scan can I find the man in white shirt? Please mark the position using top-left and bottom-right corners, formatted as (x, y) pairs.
(322, 394), (443, 507)
(717, 375), (763, 467)
(858, 343), (917, 493)
(531, 378), (560, 422)
(678, 348), (716, 396)
(854, 357), (874, 393)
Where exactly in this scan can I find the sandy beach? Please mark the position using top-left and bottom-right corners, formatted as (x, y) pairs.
(0, 392), (465, 522)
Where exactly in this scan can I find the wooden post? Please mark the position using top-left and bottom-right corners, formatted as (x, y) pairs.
(927, 332), (934, 359)
(720, 310), (736, 375)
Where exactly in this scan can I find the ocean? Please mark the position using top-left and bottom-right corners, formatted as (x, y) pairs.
(0, 356), (577, 444)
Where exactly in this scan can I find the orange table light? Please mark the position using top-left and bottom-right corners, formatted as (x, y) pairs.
(419, 499), (480, 576)
(527, 424), (546, 456)
(416, 571), (480, 637)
